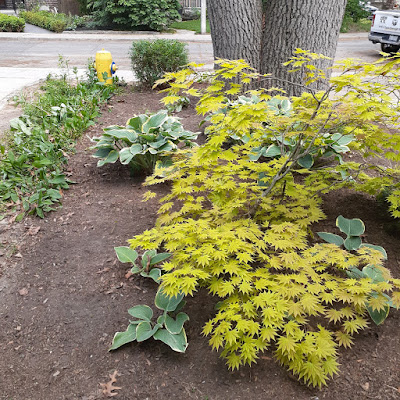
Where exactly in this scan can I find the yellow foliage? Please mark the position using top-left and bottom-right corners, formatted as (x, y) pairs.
(126, 53), (400, 388)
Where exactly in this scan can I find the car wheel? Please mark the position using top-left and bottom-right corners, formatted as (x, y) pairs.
(381, 43), (400, 53)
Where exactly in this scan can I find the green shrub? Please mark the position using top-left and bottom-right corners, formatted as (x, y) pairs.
(130, 39), (188, 87)
(88, 0), (180, 31)
(19, 10), (68, 32)
(0, 14), (25, 32)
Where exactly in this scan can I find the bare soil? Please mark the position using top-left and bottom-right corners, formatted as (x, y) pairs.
(0, 87), (399, 400)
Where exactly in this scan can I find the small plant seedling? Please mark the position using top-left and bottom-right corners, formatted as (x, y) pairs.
(114, 246), (171, 283)
(109, 287), (189, 353)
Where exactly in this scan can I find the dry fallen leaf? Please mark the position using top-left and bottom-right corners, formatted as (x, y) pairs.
(361, 382), (370, 391)
(125, 271), (133, 279)
(27, 226), (40, 236)
(100, 370), (121, 397)
(97, 267), (110, 275)
(18, 288), (28, 296)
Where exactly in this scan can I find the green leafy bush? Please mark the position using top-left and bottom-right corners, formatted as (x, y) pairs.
(0, 63), (116, 219)
(88, 0), (180, 31)
(119, 54), (400, 387)
(0, 14), (25, 32)
(19, 10), (68, 32)
(90, 110), (198, 175)
(130, 39), (188, 87)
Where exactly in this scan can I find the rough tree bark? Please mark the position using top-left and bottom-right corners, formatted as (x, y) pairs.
(207, 0), (263, 69)
(208, 0), (347, 96)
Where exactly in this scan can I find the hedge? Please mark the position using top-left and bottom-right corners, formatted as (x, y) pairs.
(0, 14), (25, 32)
(19, 10), (67, 33)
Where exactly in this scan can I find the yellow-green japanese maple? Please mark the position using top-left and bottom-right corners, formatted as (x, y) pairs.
(125, 52), (400, 387)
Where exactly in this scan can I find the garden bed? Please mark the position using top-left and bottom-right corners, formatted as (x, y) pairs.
(0, 86), (399, 400)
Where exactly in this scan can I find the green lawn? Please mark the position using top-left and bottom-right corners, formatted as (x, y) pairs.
(171, 19), (210, 34)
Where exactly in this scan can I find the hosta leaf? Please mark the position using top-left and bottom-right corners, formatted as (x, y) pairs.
(263, 144), (282, 158)
(141, 268), (162, 283)
(131, 265), (141, 273)
(360, 244), (387, 260)
(157, 315), (166, 325)
(114, 246), (138, 264)
(109, 324), (137, 351)
(128, 305), (153, 321)
(157, 142), (174, 152)
(362, 265), (385, 283)
(93, 147), (113, 158)
(149, 139), (168, 149)
(136, 321), (160, 342)
(165, 312), (189, 334)
(142, 111), (168, 134)
(150, 252), (172, 266)
(140, 134), (157, 142)
(155, 288), (184, 311)
(332, 144), (350, 154)
(129, 143), (143, 157)
(297, 154), (314, 169)
(344, 236), (362, 251)
(142, 250), (157, 269)
(367, 303), (390, 325)
(103, 129), (137, 143)
(97, 150), (119, 167)
(336, 215), (365, 236)
(249, 150), (263, 161)
(317, 232), (344, 247)
(127, 115), (147, 131)
(332, 133), (354, 146)
(153, 328), (188, 353)
(346, 267), (366, 279)
(119, 148), (134, 165)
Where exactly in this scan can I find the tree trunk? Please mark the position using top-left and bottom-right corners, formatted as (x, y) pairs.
(207, 0), (263, 69)
(261, 0), (347, 95)
(208, 0), (347, 96)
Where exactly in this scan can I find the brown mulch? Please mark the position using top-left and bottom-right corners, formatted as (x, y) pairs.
(0, 86), (399, 400)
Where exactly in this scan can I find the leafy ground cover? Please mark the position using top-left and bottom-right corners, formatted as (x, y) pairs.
(0, 65), (115, 219)
(0, 86), (399, 399)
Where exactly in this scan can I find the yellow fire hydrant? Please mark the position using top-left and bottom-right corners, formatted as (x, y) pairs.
(95, 49), (118, 85)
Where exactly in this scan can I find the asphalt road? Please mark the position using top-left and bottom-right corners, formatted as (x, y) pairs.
(0, 33), (381, 70)
(0, 39), (214, 69)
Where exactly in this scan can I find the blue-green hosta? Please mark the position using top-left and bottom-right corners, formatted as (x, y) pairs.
(318, 216), (395, 325)
(91, 110), (198, 175)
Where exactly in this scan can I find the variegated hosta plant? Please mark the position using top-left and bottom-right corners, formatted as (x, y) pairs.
(90, 110), (198, 175)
